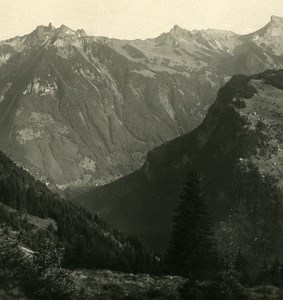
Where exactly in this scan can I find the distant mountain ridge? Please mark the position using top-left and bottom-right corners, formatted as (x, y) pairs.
(0, 16), (283, 188)
(78, 69), (283, 271)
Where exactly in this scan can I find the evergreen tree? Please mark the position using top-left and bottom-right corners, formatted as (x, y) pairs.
(166, 171), (217, 280)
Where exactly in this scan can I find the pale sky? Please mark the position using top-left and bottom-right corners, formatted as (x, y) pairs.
(0, 0), (283, 41)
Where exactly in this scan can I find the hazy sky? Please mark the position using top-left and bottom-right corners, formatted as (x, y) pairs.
(0, 0), (283, 40)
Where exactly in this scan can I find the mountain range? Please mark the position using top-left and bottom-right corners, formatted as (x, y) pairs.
(1, 16), (283, 189)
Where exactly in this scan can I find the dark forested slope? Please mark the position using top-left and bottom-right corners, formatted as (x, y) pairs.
(78, 70), (283, 271)
(0, 150), (158, 274)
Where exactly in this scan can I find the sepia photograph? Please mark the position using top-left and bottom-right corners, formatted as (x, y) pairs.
(0, 0), (283, 299)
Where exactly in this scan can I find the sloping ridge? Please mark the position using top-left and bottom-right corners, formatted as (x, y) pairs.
(78, 70), (283, 268)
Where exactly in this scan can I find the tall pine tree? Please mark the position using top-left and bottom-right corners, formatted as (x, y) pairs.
(166, 171), (217, 280)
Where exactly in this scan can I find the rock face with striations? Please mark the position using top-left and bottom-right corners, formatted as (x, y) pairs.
(78, 70), (283, 269)
(0, 17), (283, 188)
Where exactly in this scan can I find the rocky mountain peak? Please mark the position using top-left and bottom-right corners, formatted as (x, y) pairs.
(58, 24), (70, 31)
(26, 24), (56, 44)
(171, 24), (184, 31)
(55, 24), (75, 36)
(254, 15), (283, 38)
(33, 24), (54, 35)
(270, 15), (283, 24)
(23, 23), (80, 49)
(48, 22), (55, 31)
(33, 24), (78, 39)
(166, 24), (194, 42)
(169, 24), (191, 36)
(76, 29), (87, 37)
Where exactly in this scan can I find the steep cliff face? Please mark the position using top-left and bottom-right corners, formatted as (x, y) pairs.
(79, 70), (283, 268)
(1, 17), (283, 188)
